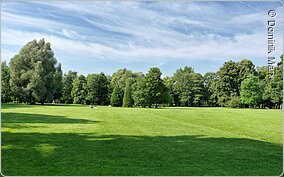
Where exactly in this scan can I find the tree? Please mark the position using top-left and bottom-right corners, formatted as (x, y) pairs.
(111, 86), (123, 107)
(263, 58), (283, 108)
(238, 59), (256, 83)
(172, 66), (195, 106)
(53, 63), (63, 102)
(9, 39), (61, 104)
(123, 78), (134, 107)
(210, 61), (240, 107)
(144, 67), (168, 108)
(71, 75), (87, 104)
(256, 66), (268, 80)
(132, 77), (147, 107)
(203, 72), (217, 106)
(61, 71), (77, 104)
(190, 73), (204, 106)
(1, 61), (11, 103)
(110, 68), (135, 106)
(85, 72), (109, 105)
(240, 74), (262, 107)
(163, 76), (176, 106)
(27, 61), (46, 104)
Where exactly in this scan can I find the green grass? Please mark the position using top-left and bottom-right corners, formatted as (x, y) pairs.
(1, 104), (283, 175)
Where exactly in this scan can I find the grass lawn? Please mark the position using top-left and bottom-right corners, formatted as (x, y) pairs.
(1, 104), (283, 175)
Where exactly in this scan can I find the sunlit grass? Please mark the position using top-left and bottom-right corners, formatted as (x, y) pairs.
(1, 104), (282, 175)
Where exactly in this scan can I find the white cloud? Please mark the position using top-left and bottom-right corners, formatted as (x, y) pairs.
(2, 12), (88, 36)
(3, 28), (282, 64)
(2, 1), (283, 71)
(61, 29), (84, 40)
(229, 13), (264, 25)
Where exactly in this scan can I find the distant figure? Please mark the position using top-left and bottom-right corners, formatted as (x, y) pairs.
(89, 104), (94, 109)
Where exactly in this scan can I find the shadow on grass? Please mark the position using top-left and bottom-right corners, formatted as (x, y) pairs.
(2, 132), (282, 176)
(1, 103), (87, 109)
(2, 112), (100, 124)
(1, 103), (33, 109)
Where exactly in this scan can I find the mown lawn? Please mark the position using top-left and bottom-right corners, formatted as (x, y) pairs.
(1, 104), (282, 175)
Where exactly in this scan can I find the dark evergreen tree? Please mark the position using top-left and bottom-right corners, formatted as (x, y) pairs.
(111, 86), (123, 107)
(122, 78), (134, 107)
(1, 61), (11, 103)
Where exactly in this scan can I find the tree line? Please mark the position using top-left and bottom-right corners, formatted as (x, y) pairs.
(1, 39), (283, 108)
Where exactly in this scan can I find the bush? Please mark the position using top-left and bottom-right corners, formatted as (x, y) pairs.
(226, 96), (241, 108)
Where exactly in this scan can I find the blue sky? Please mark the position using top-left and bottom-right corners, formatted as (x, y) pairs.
(2, 1), (283, 76)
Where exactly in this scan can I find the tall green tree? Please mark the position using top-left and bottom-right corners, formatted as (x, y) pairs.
(172, 66), (194, 106)
(62, 71), (77, 104)
(163, 76), (178, 106)
(238, 59), (256, 83)
(9, 39), (61, 104)
(190, 73), (204, 106)
(203, 72), (217, 106)
(240, 74), (262, 107)
(144, 67), (168, 108)
(53, 63), (63, 102)
(122, 78), (134, 107)
(256, 66), (268, 80)
(210, 61), (240, 106)
(85, 72), (109, 105)
(1, 61), (11, 103)
(132, 77), (147, 107)
(71, 75), (87, 104)
(27, 61), (46, 104)
(111, 86), (123, 107)
(263, 58), (283, 108)
(110, 68), (135, 105)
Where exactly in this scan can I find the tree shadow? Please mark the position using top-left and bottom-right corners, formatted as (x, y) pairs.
(2, 112), (100, 124)
(2, 132), (282, 176)
(1, 103), (87, 109)
(1, 103), (33, 109)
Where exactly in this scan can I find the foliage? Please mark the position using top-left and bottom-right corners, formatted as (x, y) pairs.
(61, 71), (77, 104)
(71, 75), (87, 104)
(226, 96), (241, 108)
(122, 78), (134, 107)
(110, 68), (134, 105)
(263, 70), (283, 108)
(190, 73), (204, 106)
(53, 63), (63, 101)
(4, 39), (283, 108)
(132, 77), (148, 107)
(144, 67), (169, 108)
(240, 74), (262, 107)
(1, 61), (11, 103)
(85, 72), (109, 105)
(172, 66), (195, 106)
(9, 39), (61, 104)
(203, 72), (217, 106)
(111, 86), (123, 107)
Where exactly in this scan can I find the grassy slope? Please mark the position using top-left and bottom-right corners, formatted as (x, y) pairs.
(1, 104), (283, 175)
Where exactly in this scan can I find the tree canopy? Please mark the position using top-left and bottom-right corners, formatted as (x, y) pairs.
(9, 39), (62, 104)
(3, 39), (282, 109)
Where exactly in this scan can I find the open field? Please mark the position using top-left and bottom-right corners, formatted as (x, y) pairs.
(1, 104), (283, 176)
